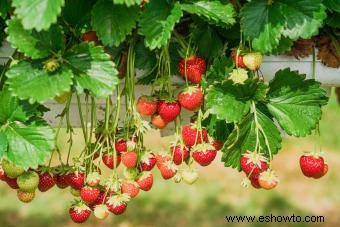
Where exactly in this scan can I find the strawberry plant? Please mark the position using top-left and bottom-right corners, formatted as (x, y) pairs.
(0, 0), (337, 223)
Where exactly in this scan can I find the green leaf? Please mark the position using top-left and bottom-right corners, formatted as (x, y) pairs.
(271, 36), (294, 55)
(323, 0), (340, 13)
(240, 0), (326, 53)
(0, 88), (27, 123)
(205, 80), (250, 123)
(325, 11), (340, 29)
(3, 122), (54, 170)
(202, 115), (232, 141)
(267, 68), (328, 137)
(191, 24), (224, 60)
(6, 61), (73, 103)
(113, 0), (142, 6)
(222, 109), (282, 169)
(65, 43), (119, 97)
(62, 0), (96, 27)
(92, 1), (140, 46)
(202, 56), (234, 89)
(12, 0), (65, 31)
(0, 132), (8, 159)
(135, 40), (158, 84)
(7, 19), (64, 59)
(139, 0), (183, 49)
(0, 0), (10, 19)
(181, 1), (235, 26)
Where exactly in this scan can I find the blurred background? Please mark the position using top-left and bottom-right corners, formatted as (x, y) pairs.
(0, 90), (340, 227)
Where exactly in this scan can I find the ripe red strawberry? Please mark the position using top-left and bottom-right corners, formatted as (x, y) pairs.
(80, 186), (100, 204)
(155, 153), (171, 169)
(192, 143), (217, 166)
(158, 100), (181, 122)
(54, 174), (69, 189)
(313, 163), (328, 179)
(17, 190), (35, 203)
(136, 172), (153, 191)
(151, 114), (168, 129)
(102, 154), (121, 169)
(4, 175), (19, 189)
(121, 181), (140, 198)
(121, 152), (138, 168)
(38, 172), (55, 192)
(249, 174), (261, 189)
(178, 86), (203, 111)
(231, 49), (246, 68)
(81, 31), (98, 43)
(67, 172), (85, 190)
(258, 170), (279, 190)
(106, 194), (130, 215)
(212, 140), (224, 151)
(170, 145), (190, 165)
(300, 153), (326, 178)
(240, 151), (268, 176)
(94, 191), (107, 205)
(115, 139), (127, 154)
(137, 96), (157, 116)
(181, 124), (208, 147)
(69, 202), (91, 223)
(140, 152), (157, 171)
(177, 56), (206, 84)
(159, 161), (177, 180)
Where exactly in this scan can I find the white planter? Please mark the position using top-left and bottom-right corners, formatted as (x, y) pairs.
(260, 54), (340, 86)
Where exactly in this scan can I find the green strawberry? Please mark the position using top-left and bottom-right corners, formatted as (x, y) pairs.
(17, 171), (39, 192)
(2, 160), (24, 179)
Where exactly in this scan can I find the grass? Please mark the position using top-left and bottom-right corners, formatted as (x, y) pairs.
(0, 90), (340, 227)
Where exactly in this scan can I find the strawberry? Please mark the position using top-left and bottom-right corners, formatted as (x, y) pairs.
(181, 124), (208, 147)
(177, 56), (206, 84)
(54, 91), (70, 104)
(299, 153), (326, 178)
(17, 171), (39, 192)
(158, 100), (181, 122)
(212, 140), (224, 151)
(121, 181), (140, 198)
(94, 191), (107, 205)
(70, 188), (81, 197)
(80, 186), (100, 204)
(67, 172), (85, 190)
(44, 58), (60, 72)
(249, 174), (261, 189)
(94, 204), (109, 220)
(136, 172), (153, 191)
(192, 143), (217, 166)
(2, 160), (24, 179)
(81, 31), (98, 43)
(0, 165), (6, 181)
(4, 175), (19, 189)
(102, 153), (121, 169)
(159, 161), (177, 180)
(123, 168), (139, 180)
(115, 139), (127, 154)
(105, 194), (130, 215)
(240, 151), (268, 177)
(121, 151), (138, 168)
(140, 152), (157, 171)
(178, 86), (203, 111)
(243, 52), (263, 70)
(86, 172), (101, 187)
(151, 114), (168, 129)
(181, 167), (199, 184)
(155, 153), (171, 169)
(258, 170), (279, 190)
(54, 174), (69, 189)
(38, 172), (55, 192)
(69, 202), (91, 223)
(313, 163), (328, 179)
(17, 190), (35, 203)
(170, 145), (190, 165)
(231, 49), (246, 68)
(137, 96), (157, 116)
